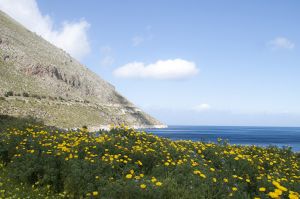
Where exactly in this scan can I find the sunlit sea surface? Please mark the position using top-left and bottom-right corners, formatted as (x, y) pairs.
(144, 126), (300, 152)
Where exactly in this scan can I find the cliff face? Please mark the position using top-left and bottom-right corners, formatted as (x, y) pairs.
(0, 11), (166, 129)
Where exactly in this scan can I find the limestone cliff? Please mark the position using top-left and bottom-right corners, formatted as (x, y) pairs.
(0, 10), (166, 129)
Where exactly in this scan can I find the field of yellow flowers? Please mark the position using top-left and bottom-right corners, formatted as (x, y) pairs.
(0, 125), (299, 199)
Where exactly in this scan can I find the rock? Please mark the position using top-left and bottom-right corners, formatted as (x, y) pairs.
(0, 10), (166, 129)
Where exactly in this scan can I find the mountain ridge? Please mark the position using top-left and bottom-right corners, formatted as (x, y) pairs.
(0, 10), (166, 129)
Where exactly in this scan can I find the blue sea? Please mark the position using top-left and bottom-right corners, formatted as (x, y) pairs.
(144, 126), (300, 152)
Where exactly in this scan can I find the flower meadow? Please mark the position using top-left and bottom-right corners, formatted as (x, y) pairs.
(0, 125), (299, 199)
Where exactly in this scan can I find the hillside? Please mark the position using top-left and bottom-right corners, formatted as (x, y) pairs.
(0, 10), (165, 129)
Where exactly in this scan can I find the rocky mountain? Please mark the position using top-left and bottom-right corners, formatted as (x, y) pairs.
(0, 10), (166, 130)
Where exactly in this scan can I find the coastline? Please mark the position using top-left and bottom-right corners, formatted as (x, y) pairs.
(86, 124), (168, 132)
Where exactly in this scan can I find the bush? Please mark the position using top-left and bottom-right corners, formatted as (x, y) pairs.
(0, 125), (300, 199)
(82, 125), (88, 129)
(22, 92), (30, 97)
(0, 115), (44, 131)
(32, 94), (41, 100)
(0, 97), (5, 100)
(0, 126), (299, 198)
(4, 91), (13, 97)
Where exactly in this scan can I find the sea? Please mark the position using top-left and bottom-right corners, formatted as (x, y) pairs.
(144, 126), (300, 152)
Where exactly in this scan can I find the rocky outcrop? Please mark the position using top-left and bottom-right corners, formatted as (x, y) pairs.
(0, 10), (165, 129)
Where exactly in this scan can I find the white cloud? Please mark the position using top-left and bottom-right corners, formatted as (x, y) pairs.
(268, 37), (295, 50)
(193, 104), (211, 112)
(132, 36), (144, 47)
(113, 59), (199, 80)
(0, 0), (90, 60)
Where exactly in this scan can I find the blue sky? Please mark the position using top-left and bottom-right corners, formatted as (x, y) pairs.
(1, 0), (300, 126)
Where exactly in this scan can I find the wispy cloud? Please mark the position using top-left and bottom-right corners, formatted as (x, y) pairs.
(131, 25), (153, 47)
(268, 37), (295, 50)
(0, 0), (90, 60)
(113, 59), (199, 80)
(193, 104), (211, 112)
(100, 46), (114, 67)
(132, 36), (144, 47)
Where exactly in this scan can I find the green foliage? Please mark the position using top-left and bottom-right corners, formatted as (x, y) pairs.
(0, 115), (44, 131)
(0, 126), (299, 199)
(4, 91), (13, 97)
(82, 125), (88, 129)
(0, 164), (62, 198)
(31, 94), (41, 100)
(22, 92), (30, 97)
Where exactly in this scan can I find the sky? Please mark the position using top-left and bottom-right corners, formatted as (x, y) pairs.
(0, 0), (300, 126)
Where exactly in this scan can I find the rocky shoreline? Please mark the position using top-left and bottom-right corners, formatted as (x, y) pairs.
(86, 124), (168, 132)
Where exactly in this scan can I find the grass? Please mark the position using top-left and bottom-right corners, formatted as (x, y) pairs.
(0, 115), (44, 131)
(0, 125), (299, 199)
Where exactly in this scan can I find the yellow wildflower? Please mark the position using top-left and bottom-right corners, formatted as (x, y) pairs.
(289, 192), (299, 199)
(200, 173), (206, 178)
(92, 191), (99, 196)
(193, 170), (200, 175)
(259, 187), (266, 192)
(275, 189), (283, 196)
(155, 182), (162, 186)
(140, 184), (146, 189)
(268, 191), (279, 198)
(126, 174), (133, 179)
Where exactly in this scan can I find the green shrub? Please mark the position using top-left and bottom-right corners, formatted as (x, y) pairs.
(4, 91), (13, 97)
(22, 92), (30, 97)
(82, 125), (88, 129)
(0, 115), (44, 131)
(32, 94), (41, 100)
(0, 126), (299, 198)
